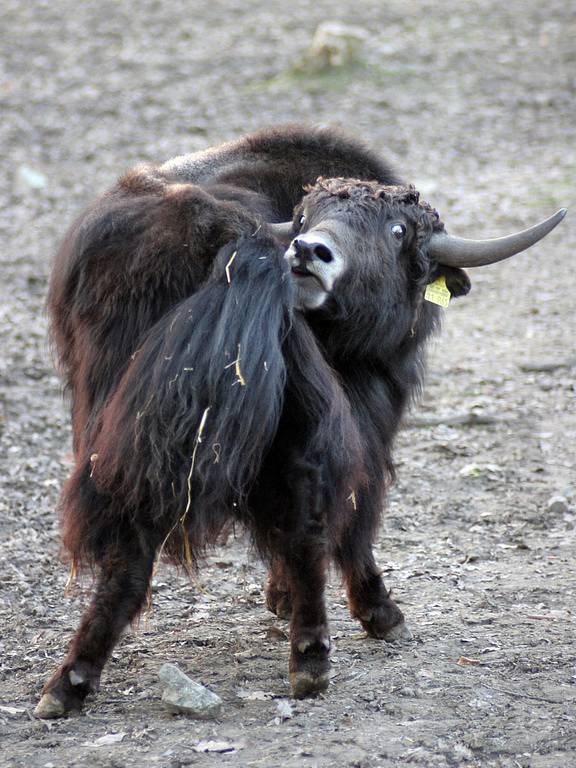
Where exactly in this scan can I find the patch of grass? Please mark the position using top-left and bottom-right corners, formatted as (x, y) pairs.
(252, 59), (409, 96)
(522, 167), (576, 211)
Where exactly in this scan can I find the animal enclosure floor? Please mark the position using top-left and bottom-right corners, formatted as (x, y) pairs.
(0, 0), (575, 766)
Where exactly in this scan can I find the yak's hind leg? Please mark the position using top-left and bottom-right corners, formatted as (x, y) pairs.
(336, 490), (411, 642)
(35, 536), (156, 718)
(265, 557), (292, 620)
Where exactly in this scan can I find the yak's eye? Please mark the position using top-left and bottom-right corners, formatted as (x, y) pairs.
(391, 223), (406, 240)
(299, 214), (306, 227)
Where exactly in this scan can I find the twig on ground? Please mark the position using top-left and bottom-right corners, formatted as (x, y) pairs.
(519, 357), (576, 373)
(480, 683), (566, 705)
(405, 412), (511, 428)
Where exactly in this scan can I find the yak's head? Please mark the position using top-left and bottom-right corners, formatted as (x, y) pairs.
(271, 178), (566, 316)
(285, 179), (451, 312)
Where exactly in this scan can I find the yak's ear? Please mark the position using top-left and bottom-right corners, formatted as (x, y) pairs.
(430, 265), (471, 298)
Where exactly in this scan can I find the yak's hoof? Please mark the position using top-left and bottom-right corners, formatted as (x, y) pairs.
(290, 670), (329, 698)
(289, 637), (330, 698)
(265, 588), (292, 620)
(357, 601), (408, 641)
(34, 692), (67, 719)
(35, 663), (98, 718)
(383, 620), (413, 643)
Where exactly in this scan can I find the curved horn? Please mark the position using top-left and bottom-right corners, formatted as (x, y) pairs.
(268, 221), (294, 237)
(429, 208), (567, 268)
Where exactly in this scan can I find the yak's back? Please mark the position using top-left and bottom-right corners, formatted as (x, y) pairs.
(158, 124), (401, 220)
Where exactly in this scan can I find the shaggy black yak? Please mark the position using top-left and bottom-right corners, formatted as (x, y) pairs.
(36, 124), (566, 717)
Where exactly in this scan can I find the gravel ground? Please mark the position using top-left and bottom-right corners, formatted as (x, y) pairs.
(1, 1), (575, 766)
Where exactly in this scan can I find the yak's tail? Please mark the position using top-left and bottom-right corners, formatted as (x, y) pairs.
(62, 233), (296, 566)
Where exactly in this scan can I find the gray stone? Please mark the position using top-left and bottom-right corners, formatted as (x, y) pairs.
(159, 663), (222, 719)
(547, 495), (569, 515)
(308, 22), (369, 69)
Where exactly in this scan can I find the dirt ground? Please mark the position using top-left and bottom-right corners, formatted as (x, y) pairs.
(1, 1), (575, 766)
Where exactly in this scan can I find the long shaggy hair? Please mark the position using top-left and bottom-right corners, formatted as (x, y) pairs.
(59, 232), (363, 568)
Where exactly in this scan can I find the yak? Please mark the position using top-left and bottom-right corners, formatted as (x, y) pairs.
(35, 124), (566, 718)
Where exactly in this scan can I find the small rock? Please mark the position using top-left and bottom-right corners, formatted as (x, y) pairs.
(547, 495), (569, 515)
(159, 663), (222, 719)
(15, 165), (48, 193)
(398, 686), (420, 698)
(83, 732), (126, 747)
(459, 462), (503, 478)
(191, 740), (242, 753)
(307, 22), (369, 69)
(0, 704), (26, 716)
(237, 688), (274, 701)
(453, 743), (474, 761)
(276, 699), (293, 720)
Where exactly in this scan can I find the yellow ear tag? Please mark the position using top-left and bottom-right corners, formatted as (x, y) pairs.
(424, 275), (451, 307)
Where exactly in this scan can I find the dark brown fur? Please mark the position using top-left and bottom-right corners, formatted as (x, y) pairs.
(39, 125), (470, 715)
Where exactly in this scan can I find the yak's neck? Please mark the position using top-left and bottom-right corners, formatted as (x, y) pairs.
(308, 312), (432, 372)
(303, 306), (439, 441)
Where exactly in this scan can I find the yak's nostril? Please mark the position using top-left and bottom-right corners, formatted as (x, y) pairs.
(293, 238), (334, 264)
(313, 244), (333, 263)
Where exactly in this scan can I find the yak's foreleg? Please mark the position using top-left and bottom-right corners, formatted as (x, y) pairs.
(35, 538), (156, 718)
(336, 492), (410, 642)
(270, 464), (331, 698)
(285, 541), (330, 698)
